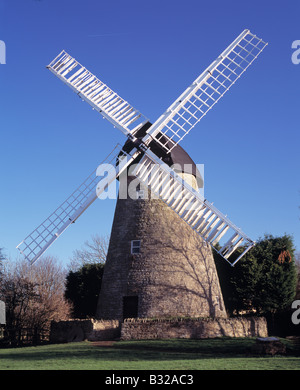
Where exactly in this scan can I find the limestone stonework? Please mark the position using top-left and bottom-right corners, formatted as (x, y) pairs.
(49, 317), (268, 343)
(121, 317), (268, 340)
(50, 319), (120, 343)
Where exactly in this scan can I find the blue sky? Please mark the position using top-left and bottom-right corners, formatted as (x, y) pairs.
(0, 0), (299, 266)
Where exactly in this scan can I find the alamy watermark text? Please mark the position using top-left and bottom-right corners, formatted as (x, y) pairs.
(0, 40), (6, 64)
(291, 300), (300, 325)
(95, 160), (204, 202)
(291, 40), (300, 64)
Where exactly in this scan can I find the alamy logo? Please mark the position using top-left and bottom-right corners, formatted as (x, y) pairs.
(291, 40), (300, 65)
(0, 40), (6, 64)
(95, 159), (204, 202)
(291, 300), (300, 325)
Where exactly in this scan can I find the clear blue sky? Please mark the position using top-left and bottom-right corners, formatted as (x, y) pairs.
(0, 0), (299, 266)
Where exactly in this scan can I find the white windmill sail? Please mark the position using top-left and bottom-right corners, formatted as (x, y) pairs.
(17, 145), (138, 265)
(47, 51), (149, 137)
(17, 29), (266, 266)
(142, 29), (268, 152)
(132, 149), (255, 266)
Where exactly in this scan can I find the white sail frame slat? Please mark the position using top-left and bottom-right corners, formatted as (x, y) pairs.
(47, 50), (149, 136)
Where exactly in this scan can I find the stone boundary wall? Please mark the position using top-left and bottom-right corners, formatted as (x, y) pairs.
(120, 317), (268, 340)
(50, 319), (121, 343)
(49, 317), (267, 343)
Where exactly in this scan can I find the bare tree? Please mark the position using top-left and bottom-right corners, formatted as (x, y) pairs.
(0, 248), (4, 282)
(0, 270), (38, 331)
(68, 234), (108, 271)
(0, 256), (72, 334)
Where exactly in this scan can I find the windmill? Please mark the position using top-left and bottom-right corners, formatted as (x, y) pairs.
(17, 29), (267, 320)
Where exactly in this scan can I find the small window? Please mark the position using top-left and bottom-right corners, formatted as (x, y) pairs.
(131, 240), (141, 254)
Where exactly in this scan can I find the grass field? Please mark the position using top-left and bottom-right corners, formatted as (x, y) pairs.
(0, 337), (299, 370)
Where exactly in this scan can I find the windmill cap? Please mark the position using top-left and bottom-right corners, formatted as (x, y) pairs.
(123, 122), (203, 189)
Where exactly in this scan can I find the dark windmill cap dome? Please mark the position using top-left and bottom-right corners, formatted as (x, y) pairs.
(122, 122), (203, 189)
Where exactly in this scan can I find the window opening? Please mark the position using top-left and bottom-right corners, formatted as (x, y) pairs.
(131, 240), (141, 254)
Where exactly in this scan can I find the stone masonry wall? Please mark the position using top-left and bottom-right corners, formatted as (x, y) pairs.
(120, 317), (268, 340)
(50, 317), (267, 343)
(50, 319), (121, 343)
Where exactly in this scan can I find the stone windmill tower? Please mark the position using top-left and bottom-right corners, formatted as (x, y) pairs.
(96, 128), (227, 320)
(17, 30), (267, 323)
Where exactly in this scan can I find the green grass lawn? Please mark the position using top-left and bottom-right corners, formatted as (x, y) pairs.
(0, 337), (299, 370)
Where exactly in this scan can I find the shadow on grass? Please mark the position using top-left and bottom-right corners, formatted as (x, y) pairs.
(1, 337), (298, 365)
(114, 337), (256, 357)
